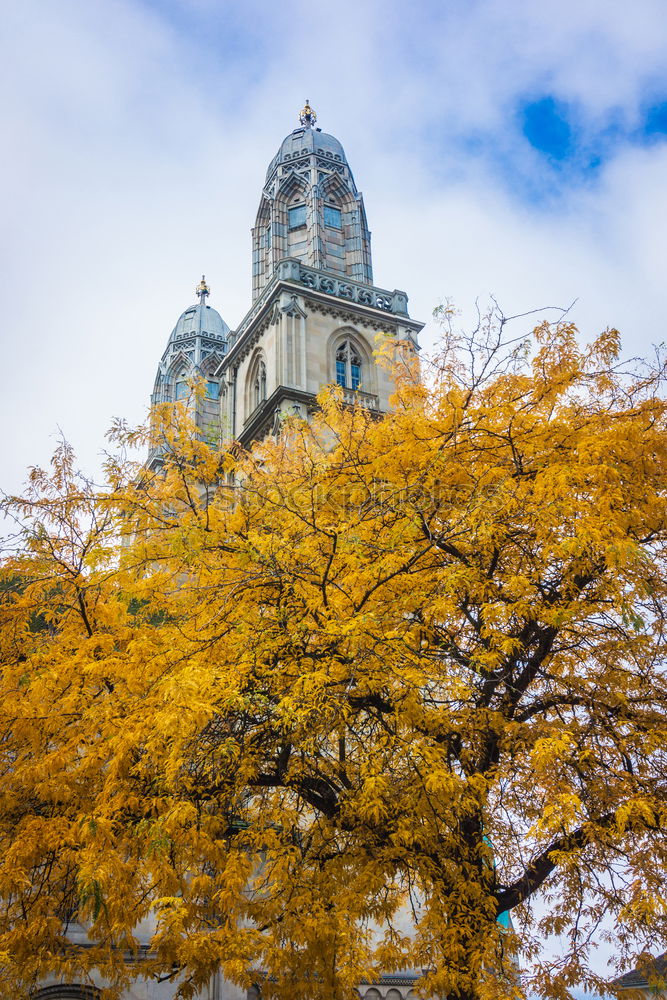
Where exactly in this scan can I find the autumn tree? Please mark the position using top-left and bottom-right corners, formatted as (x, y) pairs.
(1, 317), (667, 1000)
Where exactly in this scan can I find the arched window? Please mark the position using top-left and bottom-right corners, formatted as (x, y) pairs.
(335, 340), (362, 390)
(252, 360), (267, 411)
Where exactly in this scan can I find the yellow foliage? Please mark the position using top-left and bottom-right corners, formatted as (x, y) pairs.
(0, 325), (667, 1000)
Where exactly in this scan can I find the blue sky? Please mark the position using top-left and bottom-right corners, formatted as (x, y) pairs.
(1, 0), (667, 986)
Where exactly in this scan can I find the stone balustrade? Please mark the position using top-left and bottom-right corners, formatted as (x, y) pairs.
(342, 387), (380, 409)
(289, 260), (408, 316)
(230, 260), (410, 353)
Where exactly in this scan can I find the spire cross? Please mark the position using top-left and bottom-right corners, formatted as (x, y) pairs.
(196, 275), (210, 304)
(299, 100), (317, 127)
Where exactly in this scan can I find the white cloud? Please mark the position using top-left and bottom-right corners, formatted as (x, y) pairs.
(0, 0), (665, 502)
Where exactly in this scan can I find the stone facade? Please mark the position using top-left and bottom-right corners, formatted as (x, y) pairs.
(221, 256), (421, 447)
(251, 111), (373, 299)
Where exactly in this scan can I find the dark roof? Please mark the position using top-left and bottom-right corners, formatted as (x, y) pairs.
(614, 952), (667, 989)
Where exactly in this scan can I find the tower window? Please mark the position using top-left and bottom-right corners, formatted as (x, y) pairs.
(253, 360), (267, 411)
(175, 380), (188, 400)
(288, 205), (307, 230)
(266, 225), (272, 248)
(335, 340), (362, 391)
(248, 357), (266, 410)
(324, 205), (341, 228)
(206, 380), (220, 400)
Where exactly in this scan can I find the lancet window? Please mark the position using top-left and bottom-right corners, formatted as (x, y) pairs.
(288, 205), (306, 230)
(324, 205), (342, 228)
(335, 340), (362, 390)
(253, 360), (267, 410)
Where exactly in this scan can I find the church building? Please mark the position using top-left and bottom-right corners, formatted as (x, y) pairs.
(36, 104), (424, 1000)
(150, 101), (423, 459)
(148, 102), (425, 1000)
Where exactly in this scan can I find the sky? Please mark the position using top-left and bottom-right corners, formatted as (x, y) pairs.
(1, 0), (667, 983)
(2, 0), (667, 497)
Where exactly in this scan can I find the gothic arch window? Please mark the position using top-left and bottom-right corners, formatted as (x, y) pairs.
(335, 338), (362, 391)
(254, 360), (267, 408)
(201, 353), (224, 398)
(321, 174), (354, 211)
(246, 352), (268, 417)
(167, 352), (192, 401)
(276, 175), (308, 227)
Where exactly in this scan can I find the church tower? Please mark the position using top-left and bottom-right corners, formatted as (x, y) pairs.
(217, 102), (423, 447)
(251, 100), (373, 298)
(152, 104), (423, 453)
(148, 277), (229, 468)
(71, 106), (427, 1000)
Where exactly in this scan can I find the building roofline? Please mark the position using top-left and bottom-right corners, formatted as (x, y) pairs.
(613, 952), (667, 989)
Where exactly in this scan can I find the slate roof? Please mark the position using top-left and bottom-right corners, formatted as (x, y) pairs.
(166, 302), (230, 350)
(265, 125), (348, 183)
(614, 951), (667, 989)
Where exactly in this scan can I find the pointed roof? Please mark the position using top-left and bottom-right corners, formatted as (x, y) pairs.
(161, 277), (230, 363)
(264, 103), (350, 185)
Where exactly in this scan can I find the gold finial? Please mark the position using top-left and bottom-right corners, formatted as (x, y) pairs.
(299, 99), (317, 127)
(196, 275), (209, 301)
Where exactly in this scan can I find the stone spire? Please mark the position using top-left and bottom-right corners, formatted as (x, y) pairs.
(251, 111), (373, 299)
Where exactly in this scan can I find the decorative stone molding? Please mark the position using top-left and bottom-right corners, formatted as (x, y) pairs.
(247, 976), (420, 1000)
(358, 987), (419, 1000)
(297, 264), (408, 316)
(342, 387), (380, 410)
(307, 297), (399, 335)
(281, 294), (307, 319)
(34, 987), (100, 1000)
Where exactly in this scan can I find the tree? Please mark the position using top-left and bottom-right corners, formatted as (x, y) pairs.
(1, 318), (667, 1000)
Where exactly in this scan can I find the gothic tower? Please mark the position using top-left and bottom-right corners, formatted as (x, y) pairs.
(251, 100), (373, 298)
(39, 105), (429, 1000)
(148, 277), (229, 468)
(218, 102), (423, 446)
(152, 103), (423, 453)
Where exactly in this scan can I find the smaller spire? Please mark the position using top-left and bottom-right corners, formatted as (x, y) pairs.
(299, 99), (317, 127)
(196, 275), (210, 303)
